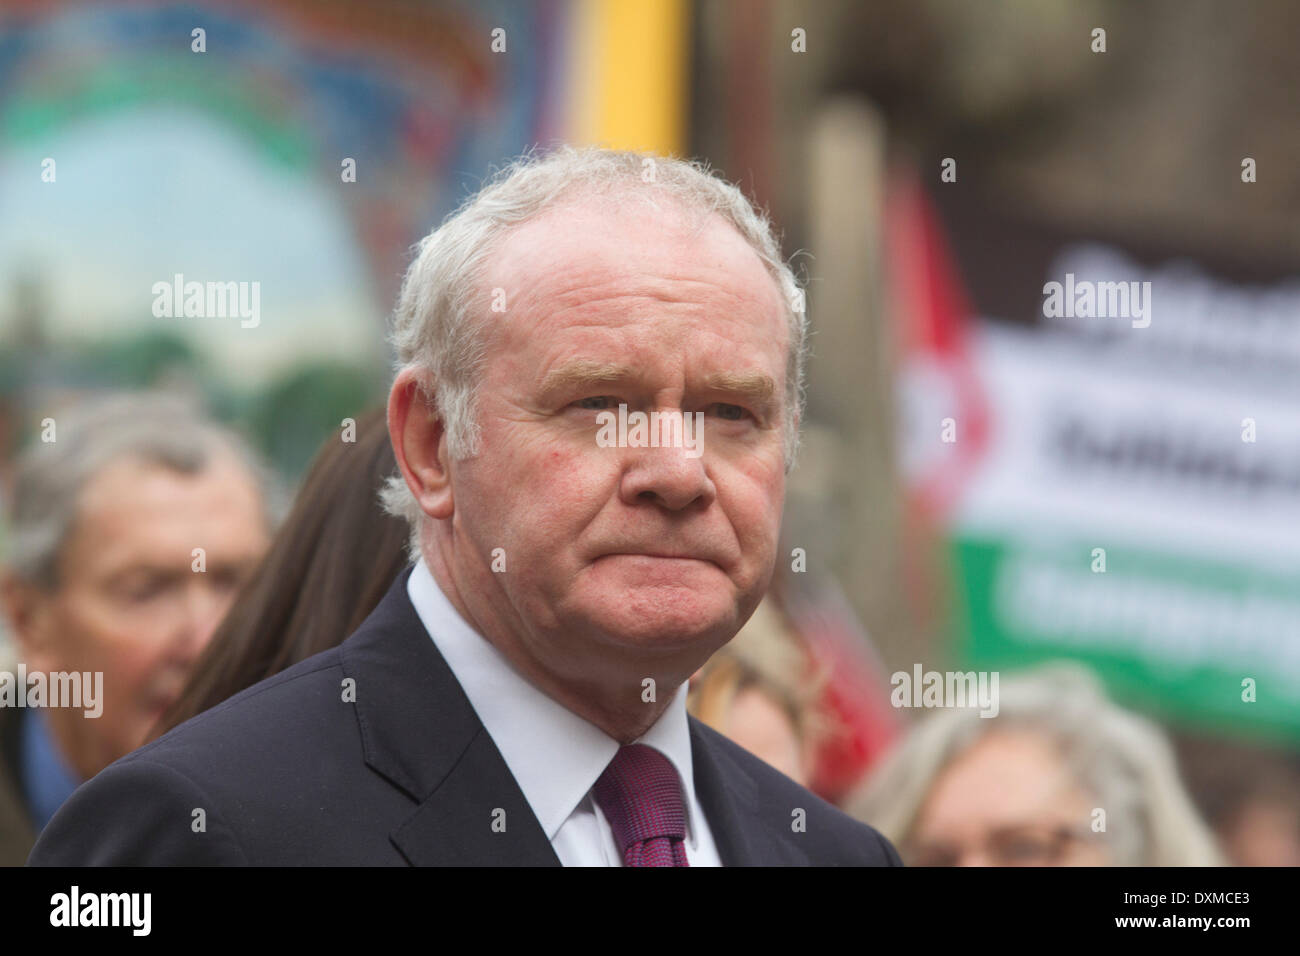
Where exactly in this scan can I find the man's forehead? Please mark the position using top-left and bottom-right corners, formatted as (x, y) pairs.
(69, 454), (261, 543)
(79, 452), (239, 500)
(478, 210), (784, 375)
(485, 194), (780, 303)
(59, 456), (263, 571)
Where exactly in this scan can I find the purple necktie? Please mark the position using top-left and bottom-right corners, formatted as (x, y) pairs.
(592, 744), (690, 867)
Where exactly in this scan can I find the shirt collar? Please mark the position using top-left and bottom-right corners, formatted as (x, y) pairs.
(406, 558), (701, 848)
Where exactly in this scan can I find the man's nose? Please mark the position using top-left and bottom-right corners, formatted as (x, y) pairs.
(175, 580), (229, 657)
(618, 431), (715, 510)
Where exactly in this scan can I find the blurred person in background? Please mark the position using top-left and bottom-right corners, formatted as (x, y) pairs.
(1175, 737), (1300, 867)
(847, 663), (1223, 866)
(688, 597), (824, 787)
(0, 392), (273, 864)
(153, 407), (408, 738)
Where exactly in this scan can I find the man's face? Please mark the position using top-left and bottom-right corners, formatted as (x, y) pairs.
(444, 196), (791, 684)
(10, 455), (269, 777)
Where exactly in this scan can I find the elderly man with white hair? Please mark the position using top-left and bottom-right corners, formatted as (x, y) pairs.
(2, 393), (273, 865)
(29, 147), (901, 866)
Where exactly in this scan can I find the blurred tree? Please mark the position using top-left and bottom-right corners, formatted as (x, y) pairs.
(247, 361), (384, 479)
(93, 330), (202, 389)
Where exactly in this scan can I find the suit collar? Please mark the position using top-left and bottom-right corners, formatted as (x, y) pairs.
(340, 568), (559, 865)
(405, 558), (617, 842)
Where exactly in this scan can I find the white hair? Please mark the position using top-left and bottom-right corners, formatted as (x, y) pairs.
(380, 145), (809, 554)
(846, 663), (1225, 866)
(4, 391), (279, 589)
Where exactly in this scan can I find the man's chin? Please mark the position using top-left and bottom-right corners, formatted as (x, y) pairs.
(578, 594), (740, 653)
(565, 560), (751, 650)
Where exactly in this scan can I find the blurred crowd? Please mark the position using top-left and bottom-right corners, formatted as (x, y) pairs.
(2, 389), (1296, 866)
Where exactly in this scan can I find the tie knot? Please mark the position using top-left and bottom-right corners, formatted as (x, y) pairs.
(592, 744), (688, 864)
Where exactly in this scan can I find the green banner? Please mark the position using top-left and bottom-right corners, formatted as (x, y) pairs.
(952, 535), (1300, 744)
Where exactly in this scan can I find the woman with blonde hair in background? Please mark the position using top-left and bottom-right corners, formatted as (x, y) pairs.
(846, 663), (1223, 866)
(688, 598), (826, 787)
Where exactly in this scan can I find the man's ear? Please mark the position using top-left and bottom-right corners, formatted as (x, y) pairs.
(388, 368), (455, 521)
(1, 572), (58, 667)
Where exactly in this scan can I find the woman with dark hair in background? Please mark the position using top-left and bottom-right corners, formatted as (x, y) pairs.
(152, 407), (409, 738)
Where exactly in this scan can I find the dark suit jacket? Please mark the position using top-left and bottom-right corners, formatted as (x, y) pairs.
(0, 703), (37, 867)
(29, 569), (902, 866)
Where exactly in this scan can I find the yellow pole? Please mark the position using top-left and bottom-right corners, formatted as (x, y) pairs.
(568, 0), (689, 155)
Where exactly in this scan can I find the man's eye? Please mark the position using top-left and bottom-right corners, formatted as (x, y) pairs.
(121, 578), (167, 602)
(574, 396), (614, 410)
(210, 569), (246, 594)
(710, 403), (749, 421)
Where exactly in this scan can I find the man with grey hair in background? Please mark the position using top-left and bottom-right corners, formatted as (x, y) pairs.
(30, 147), (901, 866)
(1, 393), (272, 865)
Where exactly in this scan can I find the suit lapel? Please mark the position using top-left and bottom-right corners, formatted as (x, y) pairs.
(341, 569), (560, 866)
(391, 726), (560, 866)
(689, 716), (769, 865)
(691, 717), (828, 865)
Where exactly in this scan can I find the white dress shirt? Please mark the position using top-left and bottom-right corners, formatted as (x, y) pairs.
(407, 559), (723, 866)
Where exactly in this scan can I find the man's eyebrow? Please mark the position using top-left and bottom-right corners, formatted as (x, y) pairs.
(702, 370), (776, 406)
(107, 564), (185, 584)
(538, 360), (634, 395)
